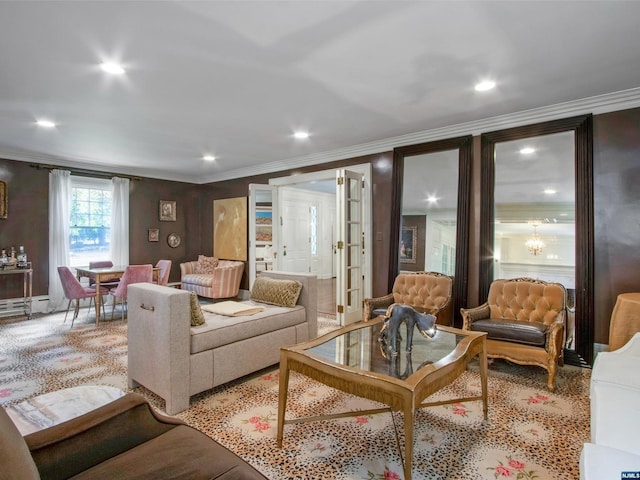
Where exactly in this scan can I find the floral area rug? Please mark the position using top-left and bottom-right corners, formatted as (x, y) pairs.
(0, 311), (591, 479)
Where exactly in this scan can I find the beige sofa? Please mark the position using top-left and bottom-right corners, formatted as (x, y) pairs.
(127, 271), (317, 415)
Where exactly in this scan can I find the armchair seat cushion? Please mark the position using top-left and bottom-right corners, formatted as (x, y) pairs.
(182, 273), (220, 287)
(470, 318), (547, 347)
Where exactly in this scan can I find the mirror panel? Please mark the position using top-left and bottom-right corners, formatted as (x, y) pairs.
(480, 115), (594, 364)
(402, 149), (459, 275)
(390, 136), (472, 326)
(493, 131), (577, 348)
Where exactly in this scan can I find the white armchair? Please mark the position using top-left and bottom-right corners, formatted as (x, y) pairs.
(580, 332), (640, 480)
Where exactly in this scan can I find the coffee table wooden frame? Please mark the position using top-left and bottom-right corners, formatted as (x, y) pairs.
(277, 317), (488, 480)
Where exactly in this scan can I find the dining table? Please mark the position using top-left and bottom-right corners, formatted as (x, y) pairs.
(75, 265), (160, 325)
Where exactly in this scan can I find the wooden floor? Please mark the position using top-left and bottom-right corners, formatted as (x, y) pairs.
(317, 277), (336, 316)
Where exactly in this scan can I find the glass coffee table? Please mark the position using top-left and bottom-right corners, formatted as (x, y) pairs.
(277, 316), (488, 480)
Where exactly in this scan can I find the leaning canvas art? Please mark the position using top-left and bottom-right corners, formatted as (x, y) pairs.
(213, 197), (248, 261)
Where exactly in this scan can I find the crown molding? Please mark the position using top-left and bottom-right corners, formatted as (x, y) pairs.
(201, 87), (640, 184)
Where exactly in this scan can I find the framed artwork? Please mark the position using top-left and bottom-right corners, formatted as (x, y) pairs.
(148, 228), (159, 242)
(213, 196), (247, 261)
(400, 226), (417, 264)
(159, 200), (176, 221)
(0, 181), (6, 219)
(255, 209), (273, 242)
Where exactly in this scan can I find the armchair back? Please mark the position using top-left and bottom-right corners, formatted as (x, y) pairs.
(486, 277), (566, 326)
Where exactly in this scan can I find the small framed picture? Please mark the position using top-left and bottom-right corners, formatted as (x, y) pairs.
(148, 228), (159, 242)
(159, 200), (176, 221)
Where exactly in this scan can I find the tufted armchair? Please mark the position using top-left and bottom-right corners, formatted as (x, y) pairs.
(363, 271), (453, 326)
(180, 259), (244, 300)
(461, 277), (566, 391)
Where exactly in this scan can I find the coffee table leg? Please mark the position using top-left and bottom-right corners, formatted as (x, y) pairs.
(403, 406), (414, 480)
(479, 338), (489, 420)
(277, 352), (290, 448)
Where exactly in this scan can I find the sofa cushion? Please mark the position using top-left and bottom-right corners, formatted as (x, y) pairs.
(190, 292), (205, 326)
(470, 318), (547, 347)
(195, 255), (218, 274)
(250, 276), (302, 308)
(190, 302), (305, 353)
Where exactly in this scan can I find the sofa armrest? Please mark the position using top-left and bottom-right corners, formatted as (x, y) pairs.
(460, 303), (490, 330)
(363, 294), (394, 320)
(26, 394), (182, 480)
(127, 283), (192, 415)
(180, 261), (198, 278)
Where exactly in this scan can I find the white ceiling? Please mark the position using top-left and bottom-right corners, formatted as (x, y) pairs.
(1, 1), (640, 185)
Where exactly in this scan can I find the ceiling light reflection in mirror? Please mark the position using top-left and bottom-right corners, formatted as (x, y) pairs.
(402, 149), (458, 274)
(493, 131), (575, 286)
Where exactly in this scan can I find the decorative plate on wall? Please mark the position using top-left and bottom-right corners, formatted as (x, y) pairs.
(167, 233), (181, 248)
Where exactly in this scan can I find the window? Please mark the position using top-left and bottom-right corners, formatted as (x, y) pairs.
(69, 178), (112, 267)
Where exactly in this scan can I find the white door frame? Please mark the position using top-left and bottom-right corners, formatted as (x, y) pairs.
(269, 164), (372, 305)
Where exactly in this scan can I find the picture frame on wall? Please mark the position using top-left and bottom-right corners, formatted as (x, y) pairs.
(148, 228), (159, 242)
(159, 200), (176, 221)
(0, 180), (7, 219)
(400, 226), (417, 264)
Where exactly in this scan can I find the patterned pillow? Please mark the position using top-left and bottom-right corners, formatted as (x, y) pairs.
(190, 292), (205, 326)
(250, 276), (302, 308)
(195, 255), (218, 274)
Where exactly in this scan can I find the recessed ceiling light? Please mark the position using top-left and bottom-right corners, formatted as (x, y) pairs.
(100, 62), (125, 75)
(520, 147), (535, 154)
(293, 131), (310, 140)
(36, 119), (56, 128)
(544, 189), (557, 195)
(474, 80), (496, 92)
(202, 155), (216, 161)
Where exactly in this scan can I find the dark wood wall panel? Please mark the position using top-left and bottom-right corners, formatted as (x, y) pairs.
(593, 108), (640, 343)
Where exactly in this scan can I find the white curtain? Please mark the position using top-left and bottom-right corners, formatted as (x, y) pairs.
(48, 169), (71, 312)
(110, 177), (130, 266)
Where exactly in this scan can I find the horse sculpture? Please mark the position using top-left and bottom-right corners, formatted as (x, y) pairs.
(378, 303), (437, 358)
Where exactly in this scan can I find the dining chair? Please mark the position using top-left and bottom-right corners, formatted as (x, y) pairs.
(155, 259), (172, 286)
(88, 260), (121, 289)
(109, 264), (153, 321)
(57, 266), (106, 327)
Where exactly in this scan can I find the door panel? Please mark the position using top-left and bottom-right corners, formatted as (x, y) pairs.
(336, 170), (363, 326)
(279, 189), (310, 272)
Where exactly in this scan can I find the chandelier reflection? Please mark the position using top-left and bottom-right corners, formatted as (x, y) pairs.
(525, 222), (545, 256)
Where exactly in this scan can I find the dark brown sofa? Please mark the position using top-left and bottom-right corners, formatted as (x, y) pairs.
(0, 393), (267, 480)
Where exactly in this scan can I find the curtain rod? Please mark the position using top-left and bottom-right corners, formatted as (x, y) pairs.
(30, 163), (142, 181)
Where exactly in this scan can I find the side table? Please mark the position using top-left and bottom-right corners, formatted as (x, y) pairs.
(0, 263), (33, 319)
(608, 292), (640, 351)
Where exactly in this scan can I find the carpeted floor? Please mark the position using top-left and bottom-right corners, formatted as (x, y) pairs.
(0, 310), (591, 479)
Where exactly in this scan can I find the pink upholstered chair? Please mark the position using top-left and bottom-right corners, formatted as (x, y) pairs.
(57, 266), (105, 327)
(155, 259), (172, 286)
(109, 264), (153, 321)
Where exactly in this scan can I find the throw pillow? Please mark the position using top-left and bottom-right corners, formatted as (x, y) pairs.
(250, 276), (302, 308)
(195, 255), (218, 274)
(190, 292), (205, 326)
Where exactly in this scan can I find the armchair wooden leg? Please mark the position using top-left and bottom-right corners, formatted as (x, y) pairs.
(547, 362), (557, 392)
